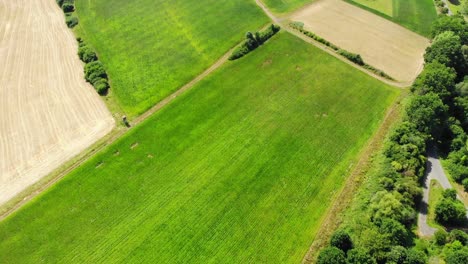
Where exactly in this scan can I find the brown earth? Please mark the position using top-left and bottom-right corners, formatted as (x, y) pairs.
(0, 0), (114, 205)
(291, 0), (430, 85)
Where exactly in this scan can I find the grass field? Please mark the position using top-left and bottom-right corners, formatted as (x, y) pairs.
(0, 33), (398, 263)
(346, 0), (437, 37)
(263, 0), (314, 13)
(74, 0), (268, 117)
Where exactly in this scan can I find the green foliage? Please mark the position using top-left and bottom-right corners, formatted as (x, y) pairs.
(411, 61), (456, 102)
(431, 15), (468, 45)
(78, 45), (97, 63)
(317, 247), (346, 264)
(387, 246), (408, 264)
(448, 229), (468, 245)
(405, 249), (427, 264)
(435, 189), (467, 225)
(446, 249), (468, 264)
(405, 93), (448, 138)
(0, 34), (397, 263)
(228, 24), (280, 60)
(378, 218), (410, 246)
(56, 0), (64, 7)
(424, 31), (467, 77)
(289, 22), (339, 51)
(92, 78), (109, 95)
(62, 3), (74, 13)
(84, 61), (107, 84)
(346, 248), (377, 264)
(65, 15), (78, 28)
(337, 49), (364, 65)
(435, 230), (448, 245)
(330, 230), (353, 253)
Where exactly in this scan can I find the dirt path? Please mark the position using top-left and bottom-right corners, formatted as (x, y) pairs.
(0, 0), (114, 206)
(255, 0), (423, 88)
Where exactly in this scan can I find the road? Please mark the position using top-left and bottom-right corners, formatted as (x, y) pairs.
(418, 148), (467, 237)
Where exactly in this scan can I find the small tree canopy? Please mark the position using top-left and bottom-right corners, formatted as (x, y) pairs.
(317, 246), (346, 264)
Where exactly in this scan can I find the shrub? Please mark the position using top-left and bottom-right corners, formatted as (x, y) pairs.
(65, 15), (78, 28)
(317, 246), (346, 264)
(93, 78), (109, 95)
(56, 0), (64, 7)
(448, 229), (468, 245)
(337, 49), (364, 65)
(62, 3), (74, 13)
(78, 45), (97, 63)
(330, 230), (353, 253)
(435, 230), (448, 245)
(405, 249), (427, 264)
(346, 248), (376, 264)
(387, 246), (407, 264)
(463, 178), (468, 191)
(446, 249), (468, 264)
(229, 24), (280, 60)
(84, 61), (107, 84)
(435, 193), (466, 225)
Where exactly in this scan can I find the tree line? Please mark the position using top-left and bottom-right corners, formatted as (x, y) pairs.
(317, 14), (468, 264)
(56, 0), (79, 28)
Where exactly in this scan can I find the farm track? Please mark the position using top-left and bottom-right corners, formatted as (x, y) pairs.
(0, 0), (114, 206)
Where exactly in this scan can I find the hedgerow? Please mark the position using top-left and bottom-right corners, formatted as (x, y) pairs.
(229, 24), (280, 60)
(289, 22), (394, 80)
(77, 38), (110, 95)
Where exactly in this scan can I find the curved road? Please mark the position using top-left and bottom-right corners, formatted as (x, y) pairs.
(418, 148), (467, 237)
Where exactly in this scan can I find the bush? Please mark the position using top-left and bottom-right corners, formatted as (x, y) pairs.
(448, 229), (468, 245)
(62, 3), (74, 13)
(435, 191), (466, 225)
(84, 61), (107, 84)
(387, 246), (407, 264)
(346, 248), (376, 264)
(229, 24), (280, 60)
(317, 246), (346, 264)
(405, 249), (427, 264)
(78, 45), (97, 63)
(93, 78), (109, 95)
(56, 0), (64, 7)
(330, 230), (353, 253)
(337, 49), (364, 65)
(446, 249), (468, 264)
(435, 230), (448, 245)
(65, 15), (78, 28)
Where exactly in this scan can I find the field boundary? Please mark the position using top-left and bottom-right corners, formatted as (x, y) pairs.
(301, 91), (406, 263)
(254, 0), (410, 88)
(0, 41), (242, 221)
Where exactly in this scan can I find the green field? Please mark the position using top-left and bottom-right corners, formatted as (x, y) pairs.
(263, 0), (314, 13)
(0, 33), (398, 263)
(346, 0), (437, 37)
(74, 0), (268, 116)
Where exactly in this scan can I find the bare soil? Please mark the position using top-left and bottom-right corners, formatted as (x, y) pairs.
(0, 0), (114, 205)
(291, 0), (430, 84)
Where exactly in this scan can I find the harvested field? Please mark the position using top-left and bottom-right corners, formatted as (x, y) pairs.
(291, 0), (430, 85)
(0, 0), (114, 205)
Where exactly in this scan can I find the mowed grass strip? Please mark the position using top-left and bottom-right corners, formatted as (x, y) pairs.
(0, 33), (398, 263)
(346, 0), (437, 37)
(74, 0), (268, 116)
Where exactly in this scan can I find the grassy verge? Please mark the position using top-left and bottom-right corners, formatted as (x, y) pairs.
(345, 0), (437, 37)
(0, 33), (398, 263)
(262, 0), (316, 14)
(428, 180), (446, 230)
(74, 0), (268, 117)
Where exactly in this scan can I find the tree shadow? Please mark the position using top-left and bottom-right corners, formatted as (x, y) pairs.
(449, 0), (460, 6)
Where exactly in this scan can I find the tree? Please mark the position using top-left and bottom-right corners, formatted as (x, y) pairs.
(378, 218), (410, 246)
(405, 93), (448, 139)
(446, 249), (468, 264)
(406, 249), (427, 264)
(62, 3), (74, 13)
(317, 246), (346, 264)
(387, 246), (407, 264)
(448, 229), (468, 245)
(431, 15), (468, 45)
(346, 248), (376, 264)
(78, 45), (97, 63)
(84, 61), (107, 84)
(435, 230), (448, 245)
(424, 31), (467, 78)
(435, 190), (466, 225)
(411, 61), (456, 103)
(330, 230), (353, 253)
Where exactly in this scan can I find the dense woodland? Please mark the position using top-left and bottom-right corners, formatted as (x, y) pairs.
(318, 14), (468, 264)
